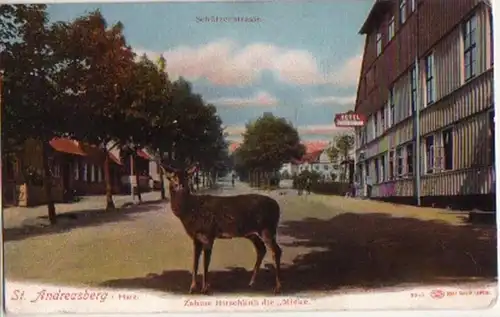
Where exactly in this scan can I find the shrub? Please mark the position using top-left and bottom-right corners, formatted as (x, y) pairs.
(310, 182), (350, 196)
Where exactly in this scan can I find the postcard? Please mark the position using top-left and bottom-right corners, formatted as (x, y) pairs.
(1, 0), (498, 315)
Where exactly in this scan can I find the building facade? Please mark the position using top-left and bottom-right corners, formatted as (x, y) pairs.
(2, 138), (123, 207)
(354, 0), (494, 210)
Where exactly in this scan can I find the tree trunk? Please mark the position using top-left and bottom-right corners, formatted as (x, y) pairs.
(158, 161), (166, 200)
(103, 152), (116, 211)
(195, 171), (200, 191)
(41, 142), (57, 225)
(133, 154), (142, 203)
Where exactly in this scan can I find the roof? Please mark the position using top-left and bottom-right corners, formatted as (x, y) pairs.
(50, 138), (122, 165)
(108, 152), (122, 165)
(293, 149), (324, 165)
(359, 0), (393, 34)
(49, 138), (87, 156)
(137, 149), (152, 160)
(228, 140), (330, 155)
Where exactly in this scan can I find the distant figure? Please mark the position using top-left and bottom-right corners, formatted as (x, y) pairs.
(305, 177), (312, 195)
(195, 174), (200, 191)
(366, 175), (373, 198)
(231, 173), (236, 187)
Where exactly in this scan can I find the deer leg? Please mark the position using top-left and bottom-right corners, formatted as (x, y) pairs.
(247, 234), (267, 287)
(189, 240), (202, 294)
(201, 242), (213, 294)
(262, 230), (282, 294)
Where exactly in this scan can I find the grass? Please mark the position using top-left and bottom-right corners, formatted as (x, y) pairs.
(3, 188), (497, 295)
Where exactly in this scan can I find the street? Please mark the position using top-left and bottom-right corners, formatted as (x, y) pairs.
(3, 180), (497, 295)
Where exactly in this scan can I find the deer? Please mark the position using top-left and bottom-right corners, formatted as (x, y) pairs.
(160, 163), (283, 295)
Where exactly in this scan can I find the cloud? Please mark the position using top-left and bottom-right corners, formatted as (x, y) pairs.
(309, 95), (356, 106)
(134, 40), (361, 87)
(209, 91), (278, 107)
(224, 123), (348, 138)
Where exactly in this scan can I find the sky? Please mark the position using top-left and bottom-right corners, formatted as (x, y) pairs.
(46, 0), (373, 152)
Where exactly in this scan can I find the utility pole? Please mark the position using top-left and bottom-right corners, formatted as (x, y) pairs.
(413, 2), (422, 206)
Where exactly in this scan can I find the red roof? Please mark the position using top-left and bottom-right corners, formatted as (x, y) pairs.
(228, 140), (329, 155)
(49, 138), (87, 156)
(137, 149), (152, 160)
(50, 138), (122, 165)
(294, 149), (323, 164)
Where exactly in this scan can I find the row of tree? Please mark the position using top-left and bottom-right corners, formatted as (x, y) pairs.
(1, 4), (229, 224)
(231, 112), (356, 186)
(231, 113), (306, 187)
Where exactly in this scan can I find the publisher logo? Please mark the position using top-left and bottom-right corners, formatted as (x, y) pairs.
(430, 289), (445, 299)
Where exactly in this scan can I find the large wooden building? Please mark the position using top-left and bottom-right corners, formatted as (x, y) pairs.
(354, 0), (494, 210)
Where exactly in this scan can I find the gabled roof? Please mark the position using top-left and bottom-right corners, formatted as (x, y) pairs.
(359, 0), (393, 34)
(137, 149), (152, 160)
(50, 138), (122, 165)
(293, 149), (325, 165)
(49, 138), (86, 156)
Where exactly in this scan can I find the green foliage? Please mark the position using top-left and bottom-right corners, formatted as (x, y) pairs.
(1, 5), (230, 219)
(237, 113), (305, 172)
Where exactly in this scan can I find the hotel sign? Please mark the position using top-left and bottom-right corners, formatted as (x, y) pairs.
(334, 112), (366, 127)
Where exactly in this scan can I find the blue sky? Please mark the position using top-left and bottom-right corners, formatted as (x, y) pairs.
(47, 0), (373, 144)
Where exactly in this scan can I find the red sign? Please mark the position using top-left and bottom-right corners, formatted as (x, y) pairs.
(334, 112), (366, 127)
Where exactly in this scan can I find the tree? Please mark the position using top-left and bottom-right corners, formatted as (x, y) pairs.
(51, 10), (137, 210)
(238, 113), (305, 186)
(326, 144), (340, 164)
(334, 132), (355, 182)
(1, 4), (66, 224)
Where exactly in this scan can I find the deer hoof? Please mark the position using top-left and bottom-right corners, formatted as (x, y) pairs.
(189, 283), (198, 294)
(201, 284), (211, 295)
(273, 285), (282, 295)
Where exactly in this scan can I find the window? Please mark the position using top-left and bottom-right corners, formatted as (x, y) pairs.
(380, 109), (385, 132)
(389, 150), (395, 180)
(463, 14), (477, 81)
(425, 54), (435, 105)
(442, 128), (453, 170)
(376, 32), (382, 56)
(396, 147), (404, 177)
(406, 143), (414, 176)
(53, 163), (61, 178)
(389, 88), (395, 126)
(74, 161), (79, 180)
(490, 11), (494, 66)
(411, 0), (416, 12)
(380, 154), (386, 182)
(489, 111), (495, 165)
(90, 164), (96, 182)
(83, 163), (88, 182)
(374, 158), (380, 183)
(98, 167), (103, 182)
(425, 135), (435, 174)
(399, 0), (407, 25)
(374, 113), (378, 136)
(323, 165), (329, 171)
(388, 16), (395, 39)
(410, 65), (417, 114)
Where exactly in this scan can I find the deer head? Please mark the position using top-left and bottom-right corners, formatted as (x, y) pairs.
(160, 163), (198, 216)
